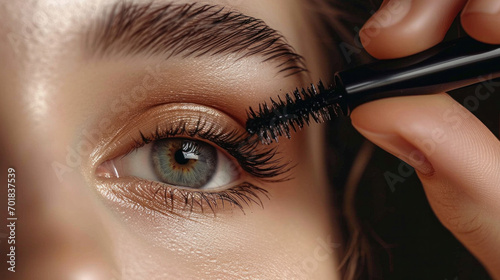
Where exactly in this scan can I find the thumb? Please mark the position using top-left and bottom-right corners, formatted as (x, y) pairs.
(351, 93), (500, 278)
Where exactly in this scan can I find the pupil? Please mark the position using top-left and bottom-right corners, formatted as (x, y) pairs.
(174, 149), (190, 165)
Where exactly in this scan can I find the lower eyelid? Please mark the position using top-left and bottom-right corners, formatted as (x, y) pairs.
(95, 177), (269, 216)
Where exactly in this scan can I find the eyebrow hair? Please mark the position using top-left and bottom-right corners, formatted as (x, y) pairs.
(87, 2), (308, 77)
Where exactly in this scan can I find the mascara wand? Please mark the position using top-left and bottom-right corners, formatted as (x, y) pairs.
(246, 36), (500, 144)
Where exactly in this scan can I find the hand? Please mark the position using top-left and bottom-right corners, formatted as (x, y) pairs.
(351, 0), (500, 278)
(358, 0), (500, 59)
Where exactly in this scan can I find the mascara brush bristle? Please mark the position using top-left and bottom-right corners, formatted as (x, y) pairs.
(246, 81), (343, 144)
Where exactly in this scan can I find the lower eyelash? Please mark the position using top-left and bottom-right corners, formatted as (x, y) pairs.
(107, 178), (270, 216)
(152, 182), (270, 215)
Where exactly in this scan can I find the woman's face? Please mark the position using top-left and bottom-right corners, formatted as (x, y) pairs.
(0, 0), (338, 279)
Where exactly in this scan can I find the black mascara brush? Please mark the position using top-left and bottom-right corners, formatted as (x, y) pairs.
(246, 36), (500, 144)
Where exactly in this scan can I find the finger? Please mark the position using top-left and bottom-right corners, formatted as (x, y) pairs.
(351, 93), (500, 278)
(461, 0), (500, 44)
(360, 0), (467, 59)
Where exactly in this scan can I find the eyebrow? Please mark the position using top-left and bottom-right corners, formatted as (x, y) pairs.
(86, 2), (308, 77)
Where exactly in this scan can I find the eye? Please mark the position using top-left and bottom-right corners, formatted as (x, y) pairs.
(93, 104), (292, 215)
(109, 138), (240, 190)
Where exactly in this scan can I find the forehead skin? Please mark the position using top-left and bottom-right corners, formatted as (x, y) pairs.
(0, 1), (336, 279)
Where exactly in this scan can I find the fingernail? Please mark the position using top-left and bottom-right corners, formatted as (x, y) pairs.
(362, 0), (412, 30)
(357, 129), (435, 175)
(462, 0), (500, 15)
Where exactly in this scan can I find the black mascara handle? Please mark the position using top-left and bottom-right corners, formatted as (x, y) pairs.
(334, 36), (500, 112)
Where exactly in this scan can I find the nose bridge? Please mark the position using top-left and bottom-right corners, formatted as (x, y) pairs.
(0, 53), (118, 280)
(0, 76), (119, 280)
(17, 162), (118, 280)
(0, 3), (122, 279)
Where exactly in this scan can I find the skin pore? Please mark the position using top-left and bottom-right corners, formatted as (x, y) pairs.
(0, 0), (338, 279)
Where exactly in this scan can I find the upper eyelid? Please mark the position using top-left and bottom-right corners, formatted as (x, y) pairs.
(93, 103), (244, 166)
(86, 2), (308, 77)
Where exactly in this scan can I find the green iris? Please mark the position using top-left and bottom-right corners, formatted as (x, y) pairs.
(151, 138), (217, 188)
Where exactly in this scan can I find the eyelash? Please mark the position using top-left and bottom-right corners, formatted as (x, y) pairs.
(118, 118), (291, 215)
(147, 182), (270, 215)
